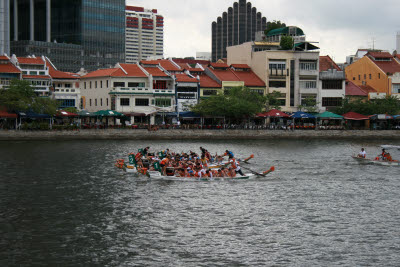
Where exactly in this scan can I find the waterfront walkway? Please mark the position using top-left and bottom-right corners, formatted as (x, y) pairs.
(1, 129), (400, 141)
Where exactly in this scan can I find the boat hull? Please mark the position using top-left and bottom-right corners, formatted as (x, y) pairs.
(351, 156), (400, 166)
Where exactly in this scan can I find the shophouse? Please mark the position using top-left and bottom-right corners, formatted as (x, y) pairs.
(227, 40), (322, 112)
(46, 58), (80, 110)
(345, 51), (400, 99)
(9, 55), (51, 96)
(319, 56), (346, 111)
(175, 73), (199, 113)
(0, 55), (21, 89)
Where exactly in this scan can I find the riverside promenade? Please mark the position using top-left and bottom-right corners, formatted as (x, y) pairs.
(1, 129), (400, 141)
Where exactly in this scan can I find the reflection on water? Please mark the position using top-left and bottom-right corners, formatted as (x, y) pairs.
(1, 139), (400, 266)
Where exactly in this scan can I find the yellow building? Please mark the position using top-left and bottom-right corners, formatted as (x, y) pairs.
(345, 51), (400, 99)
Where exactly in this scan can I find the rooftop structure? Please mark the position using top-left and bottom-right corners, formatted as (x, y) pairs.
(125, 5), (164, 63)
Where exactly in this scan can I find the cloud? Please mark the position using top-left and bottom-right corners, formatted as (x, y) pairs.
(127, 0), (400, 62)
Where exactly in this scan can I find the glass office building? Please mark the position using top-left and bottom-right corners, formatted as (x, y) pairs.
(9, 0), (125, 72)
(211, 0), (267, 62)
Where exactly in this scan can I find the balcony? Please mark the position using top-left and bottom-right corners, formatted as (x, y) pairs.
(299, 62), (318, 76)
(110, 87), (152, 95)
(299, 81), (318, 94)
(269, 69), (287, 78)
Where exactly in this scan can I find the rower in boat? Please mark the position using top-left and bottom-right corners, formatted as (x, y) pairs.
(358, 148), (366, 158)
(229, 155), (244, 176)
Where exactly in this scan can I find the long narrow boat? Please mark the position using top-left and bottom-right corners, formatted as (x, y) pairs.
(351, 156), (400, 166)
(146, 171), (256, 181)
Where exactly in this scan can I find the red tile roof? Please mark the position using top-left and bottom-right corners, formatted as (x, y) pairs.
(175, 74), (198, 83)
(143, 66), (169, 77)
(210, 62), (229, 69)
(372, 59), (400, 74)
(0, 63), (21, 74)
(345, 81), (376, 96)
(396, 54), (400, 60)
(141, 60), (181, 71)
(118, 64), (148, 77)
(319, 56), (341, 71)
(177, 63), (191, 69)
(22, 75), (51, 79)
(199, 74), (221, 88)
(18, 57), (45, 65)
(172, 58), (210, 66)
(82, 68), (120, 78)
(231, 64), (250, 69)
(232, 69), (265, 87)
(367, 51), (393, 59)
(188, 68), (204, 72)
(46, 60), (77, 79)
(0, 56), (9, 60)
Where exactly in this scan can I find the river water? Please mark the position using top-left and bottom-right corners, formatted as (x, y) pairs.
(1, 139), (400, 266)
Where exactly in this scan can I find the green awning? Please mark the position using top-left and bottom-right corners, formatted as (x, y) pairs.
(315, 111), (343, 119)
(267, 27), (305, 37)
(94, 110), (124, 117)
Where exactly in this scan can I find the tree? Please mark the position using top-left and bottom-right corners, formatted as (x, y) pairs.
(191, 87), (266, 121)
(62, 107), (78, 114)
(266, 91), (283, 110)
(280, 36), (294, 50)
(334, 96), (400, 115)
(0, 79), (59, 115)
(264, 20), (286, 35)
(0, 79), (36, 112)
(298, 96), (319, 113)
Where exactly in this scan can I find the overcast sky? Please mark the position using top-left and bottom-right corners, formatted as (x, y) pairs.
(128, 0), (400, 63)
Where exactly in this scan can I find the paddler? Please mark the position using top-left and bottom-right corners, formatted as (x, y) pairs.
(160, 155), (170, 175)
(225, 150), (234, 158)
(358, 148), (366, 158)
(229, 155), (244, 176)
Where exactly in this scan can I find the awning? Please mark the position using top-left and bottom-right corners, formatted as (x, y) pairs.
(0, 110), (17, 118)
(77, 110), (95, 117)
(124, 112), (146, 117)
(17, 111), (51, 119)
(264, 109), (291, 118)
(179, 111), (201, 118)
(315, 111), (343, 119)
(291, 111), (316, 119)
(343, 112), (369, 120)
(94, 110), (124, 117)
(56, 110), (78, 117)
(369, 114), (394, 120)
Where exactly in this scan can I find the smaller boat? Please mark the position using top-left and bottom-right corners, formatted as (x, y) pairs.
(351, 156), (400, 166)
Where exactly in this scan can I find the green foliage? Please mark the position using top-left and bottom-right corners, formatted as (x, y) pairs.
(0, 79), (36, 112)
(192, 87), (266, 119)
(62, 107), (78, 114)
(0, 79), (59, 115)
(266, 91), (283, 110)
(264, 20), (286, 35)
(280, 36), (294, 50)
(334, 96), (400, 115)
(298, 96), (319, 113)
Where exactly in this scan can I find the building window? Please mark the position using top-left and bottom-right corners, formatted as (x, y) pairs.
(65, 84), (71, 88)
(358, 75), (360, 80)
(322, 80), (343, 89)
(203, 90), (217, 96)
(101, 98), (103, 106)
(322, 97), (342, 107)
(114, 82), (125, 87)
(90, 81), (92, 89)
(107, 80), (109, 87)
(153, 80), (167, 89)
(369, 74), (372, 79)
(269, 61), (286, 70)
(95, 99), (97, 106)
(90, 99), (92, 106)
(364, 74), (366, 80)
(101, 81), (103, 88)
(120, 98), (130, 106)
(353, 77), (355, 81)
(58, 99), (76, 108)
(252, 89), (265, 95)
(393, 84), (400, 94)
(155, 98), (171, 107)
(84, 82), (86, 89)
(128, 82), (145, 88)
(299, 62), (317, 71)
(378, 73), (381, 79)
(269, 81), (286, 88)
(95, 81), (97, 88)
(135, 98), (149, 106)
(299, 81), (317, 89)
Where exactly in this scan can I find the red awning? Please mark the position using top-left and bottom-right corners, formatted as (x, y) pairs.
(343, 112), (369, 120)
(257, 109), (291, 118)
(56, 110), (78, 117)
(0, 110), (17, 118)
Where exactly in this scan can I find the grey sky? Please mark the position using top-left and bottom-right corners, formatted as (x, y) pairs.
(128, 0), (400, 63)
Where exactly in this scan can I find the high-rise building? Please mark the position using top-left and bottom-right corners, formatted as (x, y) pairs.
(0, 0), (10, 55)
(211, 0), (267, 62)
(397, 31), (400, 53)
(125, 6), (164, 63)
(9, 0), (125, 72)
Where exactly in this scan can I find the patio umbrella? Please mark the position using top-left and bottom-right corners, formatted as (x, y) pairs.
(291, 111), (316, 119)
(77, 110), (95, 117)
(342, 112), (369, 120)
(315, 111), (343, 119)
(95, 110), (124, 117)
(56, 110), (78, 117)
(264, 109), (291, 118)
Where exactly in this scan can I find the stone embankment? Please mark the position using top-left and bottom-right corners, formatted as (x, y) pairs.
(0, 129), (400, 141)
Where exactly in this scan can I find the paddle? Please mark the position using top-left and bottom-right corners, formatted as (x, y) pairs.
(243, 154), (254, 164)
(240, 165), (275, 177)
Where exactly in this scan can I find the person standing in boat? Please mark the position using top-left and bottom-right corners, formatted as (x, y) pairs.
(229, 155), (244, 176)
(358, 148), (366, 158)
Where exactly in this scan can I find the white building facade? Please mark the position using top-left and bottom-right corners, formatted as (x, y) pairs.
(125, 6), (164, 63)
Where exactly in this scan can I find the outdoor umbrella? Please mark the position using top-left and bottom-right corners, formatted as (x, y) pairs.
(291, 111), (316, 119)
(95, 110), (124, 117)
(56, 110), (79, 117)
(315, 111), (343, 119)
(342, 112), (369, 120)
